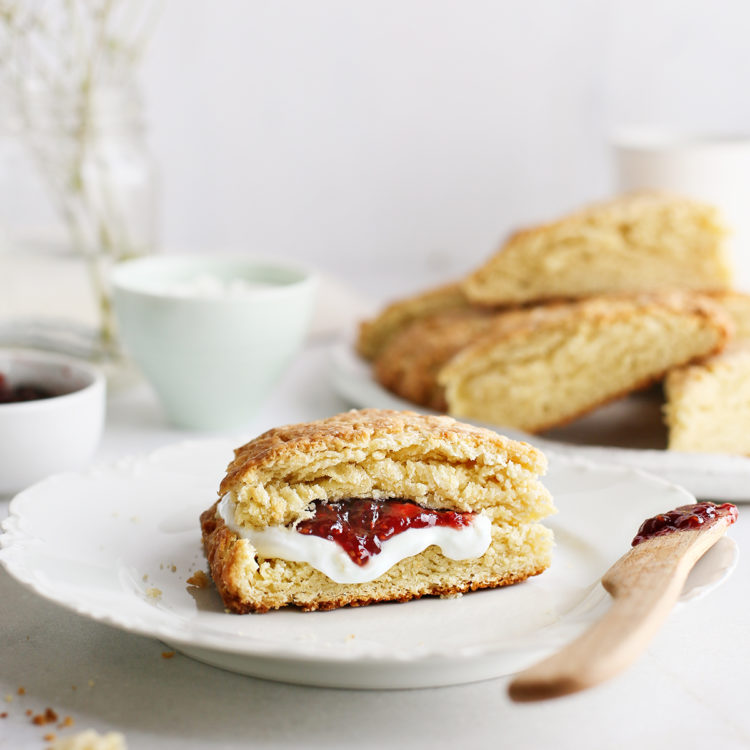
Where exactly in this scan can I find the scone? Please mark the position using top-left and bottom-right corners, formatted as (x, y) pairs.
(463, 192), (733, 306)
(441, 292), (731, 432)
(375, 292), (731, 433)
(356, 282), (471, 361)
(200, 409), (555, 613)
(664, 341), (750, 454)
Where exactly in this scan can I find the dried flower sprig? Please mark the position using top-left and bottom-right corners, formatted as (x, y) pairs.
(0, 0), (162, 348)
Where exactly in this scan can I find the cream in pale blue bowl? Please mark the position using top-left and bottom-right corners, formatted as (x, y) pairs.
(111, 255), (317, 430)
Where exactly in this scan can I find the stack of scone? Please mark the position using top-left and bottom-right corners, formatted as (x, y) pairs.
(358, 192), (750, 454)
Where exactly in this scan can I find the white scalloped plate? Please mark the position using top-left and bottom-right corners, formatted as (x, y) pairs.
(329, 344), (750, 502)
(0, 439), (738, 689)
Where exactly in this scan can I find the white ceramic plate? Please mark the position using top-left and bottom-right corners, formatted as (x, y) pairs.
(0, 439), (738, 689)
(329, 344), (750, 502)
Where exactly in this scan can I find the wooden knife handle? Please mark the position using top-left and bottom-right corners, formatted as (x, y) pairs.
(508, 525), (727, 702)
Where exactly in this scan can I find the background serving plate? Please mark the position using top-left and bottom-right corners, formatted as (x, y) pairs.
(329, 343), (750, 502)
(0, 439), (737, 689)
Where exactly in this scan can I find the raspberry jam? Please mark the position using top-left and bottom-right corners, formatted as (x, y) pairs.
(296, 498), (475, 566)
(631, 502), (738, 547)
(0, 373), (54, 403)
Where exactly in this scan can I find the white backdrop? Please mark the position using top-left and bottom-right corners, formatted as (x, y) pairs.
(141, 0), (750, 299)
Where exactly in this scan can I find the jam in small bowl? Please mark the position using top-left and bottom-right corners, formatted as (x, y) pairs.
(0, 349), (105, 495)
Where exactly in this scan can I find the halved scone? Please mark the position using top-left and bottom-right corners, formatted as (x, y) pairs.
(463, 192), (733, 306)
(200, 409), (555, 613)
(664, 341), (750, 454)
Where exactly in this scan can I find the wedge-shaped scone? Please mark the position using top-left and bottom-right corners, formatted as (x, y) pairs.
(665, 341), (750, 454)
(356, 282), (471, 361)
(463, 193), (733, 306)
(440, 292), (731, 432)
(374, 293), (730, 431)
(200, 409), (555, 613)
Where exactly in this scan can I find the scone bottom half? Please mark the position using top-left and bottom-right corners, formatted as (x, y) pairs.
(200, 409), (556, 613)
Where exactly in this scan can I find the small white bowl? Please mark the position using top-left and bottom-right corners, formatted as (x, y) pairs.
(111, 255), (317, 430)
(0, 349), (106, 495)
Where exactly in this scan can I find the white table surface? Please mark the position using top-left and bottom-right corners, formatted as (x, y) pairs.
(1, 342), (749, 750)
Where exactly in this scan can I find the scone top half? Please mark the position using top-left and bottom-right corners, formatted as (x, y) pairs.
(219, 409), (554, 530)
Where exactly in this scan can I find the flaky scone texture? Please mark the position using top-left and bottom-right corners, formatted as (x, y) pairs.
(220, 408), (553, 529)
(204, 409), (555, 612)
(438, 291), (731, 433)
(201, 508), (553, 613)
(463, 192), (733, 306)
(356, 282), (471, 361)
(665, 341), (750, 454)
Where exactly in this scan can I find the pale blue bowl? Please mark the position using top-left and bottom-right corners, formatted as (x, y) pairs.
(111, 255), (317, 430)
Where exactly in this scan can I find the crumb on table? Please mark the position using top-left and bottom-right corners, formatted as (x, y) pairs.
(32, 707), (58, 725)
(48, 729), (128, 750)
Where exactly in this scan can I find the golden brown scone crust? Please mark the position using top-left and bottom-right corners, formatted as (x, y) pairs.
(220, 408), (552, 527)
(222, 406), (539, 496)
(463, 192), (732, 305)
(356, 282), (472, 361)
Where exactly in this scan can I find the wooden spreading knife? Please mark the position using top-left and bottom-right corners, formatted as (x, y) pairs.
(508, 501), (738, 702)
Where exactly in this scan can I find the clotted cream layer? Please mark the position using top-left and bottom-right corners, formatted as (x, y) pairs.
(217, 493), (492, 585)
